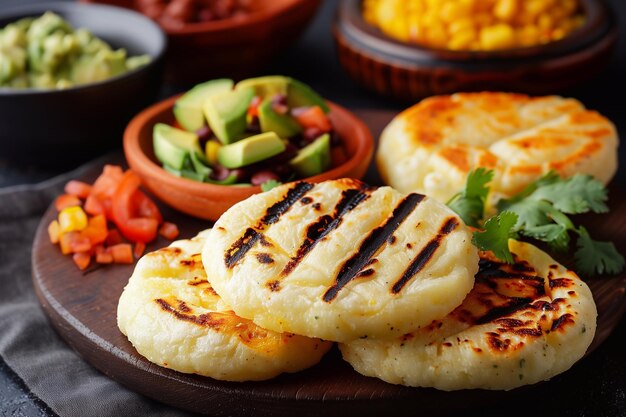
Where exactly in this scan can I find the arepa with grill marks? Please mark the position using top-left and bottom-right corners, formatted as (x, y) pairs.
(201, 179), (479, 342)
(340, 240), (597, 391)
(377, 93), (618, 204)
(117, 230), (331, 381)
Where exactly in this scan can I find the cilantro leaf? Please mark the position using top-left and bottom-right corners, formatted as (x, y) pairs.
(575, 227), (625, 277)
(261, 179), (282, 192)
(530, 174), (608, 214)
(447, 168), (494, 227)
(472, 211), (518, 263)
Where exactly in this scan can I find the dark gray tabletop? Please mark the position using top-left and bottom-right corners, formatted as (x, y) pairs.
(1, 0), (625, 416)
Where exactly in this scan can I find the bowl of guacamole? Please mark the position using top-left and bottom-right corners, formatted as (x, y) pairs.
(0, 2), (166, 167)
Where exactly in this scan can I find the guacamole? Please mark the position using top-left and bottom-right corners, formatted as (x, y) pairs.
(0, 12), (150, 89)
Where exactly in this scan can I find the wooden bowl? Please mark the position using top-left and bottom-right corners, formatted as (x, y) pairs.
(82, 0), (321, 85)
(124, 96), (374, 221)
(333, 0), (618, 102)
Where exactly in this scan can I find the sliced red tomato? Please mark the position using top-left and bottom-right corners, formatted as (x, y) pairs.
(132, 191), (163, 224)
(134, 242), (146, 259)
(294, 105), (332, 133)
(55, 194), (82, 211)
(64, 180), (92, 199)
(111, 171), (158, 243)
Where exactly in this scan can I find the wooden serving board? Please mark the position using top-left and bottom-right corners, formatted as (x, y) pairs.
(32, 111), (626, 416)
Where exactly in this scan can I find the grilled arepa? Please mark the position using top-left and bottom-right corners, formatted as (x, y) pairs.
(377, 92), (618, 203)
(201, 179), (479, 343)
(117, 230), (331, 381)
(340, 240), (597, 391)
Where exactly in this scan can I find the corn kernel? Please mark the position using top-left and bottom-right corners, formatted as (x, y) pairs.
(480, 24), (515, 50)
(494, 0), (518, 21)
(58, 206), (88, 233)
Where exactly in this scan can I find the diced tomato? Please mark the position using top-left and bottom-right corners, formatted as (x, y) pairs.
(64, 180), (92, 199)
(48, 220), (61, 244)
(247, 96), (262, 118)
(159, 222), (180, 240)
(112, 171), (158, 243)
(91, 165), (124, 200)
(70, 235), (92, 253)
(293, 106), (332, 133)
(110, 243), (134, 264)
(55, 194), (82, 211)
(96, 251), (113, 264)
(72, 252), (92, 271)
(132, 191), (163, 224)
(106, 228), (123, 246)
(80, 214), (108, 246)
(134, 242), (146, 259)
(59, 232), (85, 255)
(84, 194), (105, 216)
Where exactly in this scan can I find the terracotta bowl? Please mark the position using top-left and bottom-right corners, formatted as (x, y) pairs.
(333, 0), (617, 102)
(82, 0), (321, 85)
(124, 96), (374, 221)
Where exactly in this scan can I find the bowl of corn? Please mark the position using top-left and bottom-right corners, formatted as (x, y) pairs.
(333, 0), (617, 101)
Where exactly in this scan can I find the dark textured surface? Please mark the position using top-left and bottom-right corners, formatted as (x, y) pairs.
(1, 0), (626, 416)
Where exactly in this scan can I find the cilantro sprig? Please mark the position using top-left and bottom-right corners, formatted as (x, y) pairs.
(449, 170), (624, 278)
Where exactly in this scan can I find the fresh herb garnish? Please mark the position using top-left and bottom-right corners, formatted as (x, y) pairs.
(448, 170), (624, 277)
(261, 179), (282, 192)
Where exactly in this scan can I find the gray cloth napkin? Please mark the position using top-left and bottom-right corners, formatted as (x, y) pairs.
(0, 158), (199, 417)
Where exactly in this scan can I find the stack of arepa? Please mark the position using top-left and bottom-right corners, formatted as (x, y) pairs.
(118, 92), (610, 390)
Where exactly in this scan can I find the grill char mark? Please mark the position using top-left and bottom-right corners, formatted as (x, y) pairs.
(323, 193), (425, 302)
(391, 217), (459, 294)
(155, 298), (225, 329)
(282, 189), (370, 276)
(223, 182), (313, 268)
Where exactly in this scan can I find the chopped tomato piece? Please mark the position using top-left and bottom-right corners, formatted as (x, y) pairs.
(110, 243), (133, 264)
(72, 252), (91, 271)
(132, 191), (163, 224)
(96, 251), (113, 264)
(112, 171), (158, 243)
(58, 206), (88, 233)
(80, 215), (108, 246)
(106, 229), (123, 246)
(134, 242), (146, 259)
(70, 235), (92, 253)
(247, 96), (262, 118)
(91, 165), (124, 200)
(84, 194), (105, 216)
(59, 232), (87, 255)
(55, 194), (82, 211)
(293, 106), (332, 133)
(48, 220), (61, 244)
(64, 180), (92, 199)
(159, 222), (180, 240)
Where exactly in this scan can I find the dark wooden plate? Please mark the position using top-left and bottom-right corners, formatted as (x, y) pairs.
(32, 111), (626, 416)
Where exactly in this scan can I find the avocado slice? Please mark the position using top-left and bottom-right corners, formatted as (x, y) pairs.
(204, 87), (254, 144)
(235, 75), (289, 99)
(153, 123), (204, 170)
(289, 133), (331, 177)
(163, 164), (207, 182)
(258, 99), (302, 138)
(174, 78), (234, 132)
(288, 79), (330, 113)
(217, 132), (286, 169)
(190, 150), (212, 179)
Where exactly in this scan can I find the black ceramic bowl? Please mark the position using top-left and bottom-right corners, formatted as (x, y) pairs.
(334, 0), (617, 101)
(0, 2), (166, 168)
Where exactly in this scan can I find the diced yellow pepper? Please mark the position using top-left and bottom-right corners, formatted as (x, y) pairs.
(205, 141), (221, 166)
(58, 206), (88, 233)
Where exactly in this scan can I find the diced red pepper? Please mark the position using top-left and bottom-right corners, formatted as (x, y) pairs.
(55, 194), (82, 211)
(64, 180), (92, 199)
(111, 171), (158, 243)
(293, 106), (332, 133)
(84, 194), (105, 216)
(48, 220), (61, 244)
(247, 96), (262, 118)
(110, 243), (133, 264)
(159, 222), (180, 240)
(72, 252), (91, 271)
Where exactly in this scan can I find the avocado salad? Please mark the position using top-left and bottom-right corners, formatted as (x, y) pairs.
(154, 76), (344, 189)
(0, 12), (150, 89)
